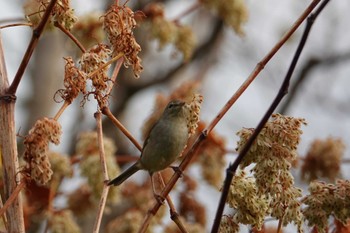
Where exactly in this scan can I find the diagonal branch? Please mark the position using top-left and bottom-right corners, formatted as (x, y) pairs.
(279, 51), (350, 114)
(211, 0), (330, 232)
(7, 0), (58, 94)
(138, 0), (321, 232)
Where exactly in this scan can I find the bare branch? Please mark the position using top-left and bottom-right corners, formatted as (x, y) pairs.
(8, 0), (59, 94)
(212, 0), (330, 232)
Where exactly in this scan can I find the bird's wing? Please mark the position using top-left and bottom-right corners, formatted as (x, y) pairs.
(140, 120), (159, 158)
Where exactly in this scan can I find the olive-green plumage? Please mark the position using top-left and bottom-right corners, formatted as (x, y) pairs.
(108, 100), (189, 186)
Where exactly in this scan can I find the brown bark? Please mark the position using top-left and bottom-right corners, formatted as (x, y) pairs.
(0, 31), (25, 232)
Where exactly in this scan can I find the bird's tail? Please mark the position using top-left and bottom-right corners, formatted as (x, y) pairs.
(108, 162), (141, 186)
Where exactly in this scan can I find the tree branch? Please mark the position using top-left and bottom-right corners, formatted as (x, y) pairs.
(0, 31), (25, 233)
(138, 1), (321, 232)
(211, 0), (330, 232)
(7, 0), (58, 94)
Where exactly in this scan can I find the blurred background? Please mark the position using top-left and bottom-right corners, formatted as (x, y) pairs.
(1, 0), (350, 232)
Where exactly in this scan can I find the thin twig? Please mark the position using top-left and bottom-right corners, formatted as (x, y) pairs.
(0, 23), (32, 29)
(0, 196), (8, 231)
(54, 22), (86, 53)
(138, 172), (189, 233)
(0, 181), (25, 218)
(211, 0), (330, 232)
(87, 53), (124, 80)
(172, 1), (201, 23)
(7, 0), (59, 94)
(138, 1), (321, 231)
(205, 0), (321, 134)
(92, 112), (110, 233)
(106, 57), (124, 95)
(53, 100), (70, 120)
(159, 173), (188, 233)
(279, 51), (350, 114)
(101, 106), (142, 151)
(95, 112), (109, 181)
(0, 18), (27, 25)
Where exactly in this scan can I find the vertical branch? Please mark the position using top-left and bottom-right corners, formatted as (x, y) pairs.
(95, 112), (109, 181)
(93, 112), (110, 233)
(0, 31), (25, 232)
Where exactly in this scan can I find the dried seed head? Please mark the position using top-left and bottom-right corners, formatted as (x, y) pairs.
(79, 44), (112, 107)
(103, 3), (143, 78)
(219, 215), (239, 233)
(56, 57), (87, 104)
(236, 114), (306, 230)
(185, 94), (203, 136)
(24, 118), (62, 186)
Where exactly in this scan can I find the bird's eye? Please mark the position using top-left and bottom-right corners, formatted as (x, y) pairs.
(168, 103), (175, 108)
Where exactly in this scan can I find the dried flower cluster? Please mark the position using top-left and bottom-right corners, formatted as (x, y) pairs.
(49, 210), (80, 233)
(302, 180), (350, 233)
(144, 3), (196, 61)
(301, 137), (345, 182)
(51, 0), (77, 30)
(80, 44), (112, 107)
(58, 57), (87, 104)
(58, 44), (112, 107)
(225, 170), (269, 231)
(103, 3), (143, 78)
(23, 0), (77, 30)
(200, 0), (248, 35)
(24, 117), (62, 185)
(80, 44), (111, 89)
(77, 132), (120, 205)
(219, 215), (239, 233)
(185, 94), (203, 136)
(236, 114), (306, 232)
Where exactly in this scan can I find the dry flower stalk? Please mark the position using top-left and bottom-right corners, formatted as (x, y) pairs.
(77, 132), (120, 205)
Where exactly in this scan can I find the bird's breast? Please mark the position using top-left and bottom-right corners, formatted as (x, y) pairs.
(140, 118), (188, 173)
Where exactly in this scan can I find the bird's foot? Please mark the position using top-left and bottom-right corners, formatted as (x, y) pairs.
(170, 166), (183, 177)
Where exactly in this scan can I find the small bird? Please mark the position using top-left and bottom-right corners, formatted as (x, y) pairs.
(108, 100), (189, 196)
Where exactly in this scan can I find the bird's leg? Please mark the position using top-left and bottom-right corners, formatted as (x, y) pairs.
(170, 166), (183, 177)
(150, 173), (165, 204)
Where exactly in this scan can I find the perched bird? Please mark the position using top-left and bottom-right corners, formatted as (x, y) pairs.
(108, 100), (189, 196)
